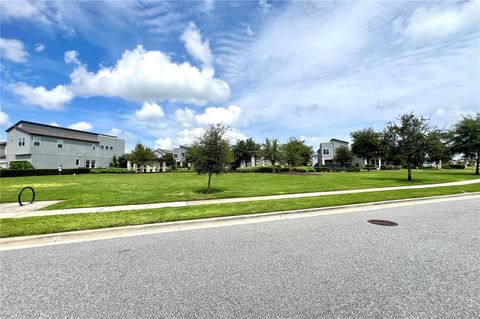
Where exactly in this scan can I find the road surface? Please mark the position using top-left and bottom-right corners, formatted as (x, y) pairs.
(1, 198), (479, 318)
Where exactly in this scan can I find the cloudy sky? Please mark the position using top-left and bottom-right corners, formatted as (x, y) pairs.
(0, 0), (479, 151)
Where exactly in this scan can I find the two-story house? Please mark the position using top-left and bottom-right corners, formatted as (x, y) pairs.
(4, 121), (125, 169)
(317, 138), (350, 166)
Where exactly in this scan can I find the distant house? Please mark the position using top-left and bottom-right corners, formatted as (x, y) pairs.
(4, 120), (125, 169)
(173, 145), (190, 167)
(0, 142), (6, 168)
(317, 138), (381, 168)
(317, 138), (350, 166)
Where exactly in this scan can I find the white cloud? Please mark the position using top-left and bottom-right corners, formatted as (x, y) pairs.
(64, 50), (81, 65)
(0, 38), (28, 63)
(68, 45), (229, 105)
(195, 105), (250, 126)
(176, 127), (206, 145)
(68, 121), (93, 131)
(175, 107), (196, 128)
(0, 0), (41, 20)
(0, 111), (10, 127)
(224, 128), (247, 143)
(35, 43), (45, 52)
(49, 122), (60, 127)
(201, 0), (215, 13)
(105, 128), (133, 139)
(134, 102), (165, 121)
(181, 22), (213, 71)
(431, 106), (480, 127)
(155, 137), (173, 150)
(402, 1), (480, 41)
(11, 83), (74, 110)
(245, 24), (254, 36)
(259, 0), (271, 12)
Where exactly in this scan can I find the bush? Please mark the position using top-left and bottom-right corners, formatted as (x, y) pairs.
(90, 168), (134, 174)
(447, 164), (465, 169)
(9, 161), (35, 170)
(315, 167), (360, 173)
(0, 168), (90, 178)
(172, 168), (193, 173)
(292, 166), (316, 173)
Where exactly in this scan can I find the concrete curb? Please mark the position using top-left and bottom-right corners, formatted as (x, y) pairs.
(1, 192), (479, 251)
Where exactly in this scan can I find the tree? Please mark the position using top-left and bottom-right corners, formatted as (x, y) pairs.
(282, 138), (313, 170)
(160, 153), (176, 168)
(450, 113), (480, 175)
(129, 143), (156, 172)
(334, 146), (353, 168)
(117, 154), (128, 168)
(232, 138), (259, 167)
(384, 113), (429, 181)
(351, 128), (382, 171)
(425, 129), (450, 168)
(261, 137), (282, 171)
(111, 155), (118, 167)
(187, 125), (232, 192)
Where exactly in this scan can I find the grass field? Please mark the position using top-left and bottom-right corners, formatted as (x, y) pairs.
(0, 169), (478, 209)
(1, 183), (478, 238)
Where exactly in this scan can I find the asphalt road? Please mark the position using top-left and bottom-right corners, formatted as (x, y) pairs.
(1, 198), (479, 318)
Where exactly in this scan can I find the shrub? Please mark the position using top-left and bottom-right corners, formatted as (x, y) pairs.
(90, 168), (134, 174)
(172, 168), (193, 173)
(292, 166), (316, 173)
(9, 161), (35, 170)
(381, 165), (402, 171)
(447, 164), (465, 169)
(0, 168), (90, 178)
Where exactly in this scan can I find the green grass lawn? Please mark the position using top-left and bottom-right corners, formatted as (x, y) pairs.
(1, 183), (478, 238)
(0, 169), (478, 210)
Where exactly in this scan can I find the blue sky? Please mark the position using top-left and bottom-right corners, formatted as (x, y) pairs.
(1, 0), (479, 151)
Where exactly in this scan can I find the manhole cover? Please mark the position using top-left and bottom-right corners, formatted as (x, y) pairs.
(367, 219), (398, 226)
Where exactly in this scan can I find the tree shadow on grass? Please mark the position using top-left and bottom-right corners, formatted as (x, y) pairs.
(194, 188), (224, 194)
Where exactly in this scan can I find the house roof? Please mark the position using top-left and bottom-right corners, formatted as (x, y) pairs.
(329, 138), (349, 144)
(5, 120), (118, 143)
(155, 148), (174, 154)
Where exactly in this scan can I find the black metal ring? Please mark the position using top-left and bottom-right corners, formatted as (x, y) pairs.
(18, 187), (35, 206)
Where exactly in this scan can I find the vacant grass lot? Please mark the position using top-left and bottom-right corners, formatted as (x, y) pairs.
(1, 183), (478, 238)
(0, 169), (478, 209)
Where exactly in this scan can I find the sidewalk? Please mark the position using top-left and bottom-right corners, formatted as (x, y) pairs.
(1, 179), (479, 219)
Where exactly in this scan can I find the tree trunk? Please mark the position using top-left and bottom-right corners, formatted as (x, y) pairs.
(207, 172), (212, 193)
(366, 158), (370, 172)
(476, 153), (480, 175)
(407, 162), (412, 181)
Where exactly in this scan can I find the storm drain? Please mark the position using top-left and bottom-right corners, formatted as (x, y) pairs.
(367, 220), (398, 226)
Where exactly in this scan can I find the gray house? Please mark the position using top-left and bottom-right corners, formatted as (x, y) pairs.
(173, 145), (190, 167)
(317, 138), (350, 165)
(5, 121), (125, 169)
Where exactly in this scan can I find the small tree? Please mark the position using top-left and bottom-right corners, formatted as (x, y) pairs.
(187, 125), (231, 192)
(232, 138), (259, 167)
(261, 137), (282, 171)
(129, 143), (156, 172)
(111, 155), (119, 167)
(450, 113), (480, 175)
(351, 128), (382, 171)
(160, 153), (176, 168)
(117, 154), (128, 168)
(282, 138), (313, 170)
(384, 113), (429, 181)
(334, 146), (353, 168)
(425, 129), (450, 169)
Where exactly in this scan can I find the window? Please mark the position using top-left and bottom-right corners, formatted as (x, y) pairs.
(18, 137), (25, 146)
(91, 160), (96, 168)
(110, 146), (113, 150)
(101, 145), (104, 149)
(57, 139), (64, 149)
(33, 136), (41, 146)
(323, 148), (330, 155)
(86, 160), (90, 168)
(75, 159), (79, 165)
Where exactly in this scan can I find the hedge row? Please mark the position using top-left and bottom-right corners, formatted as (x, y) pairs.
(0, 168), (91, 177)
(315, 167), (361, 172)
(236, 166), (316, 173)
